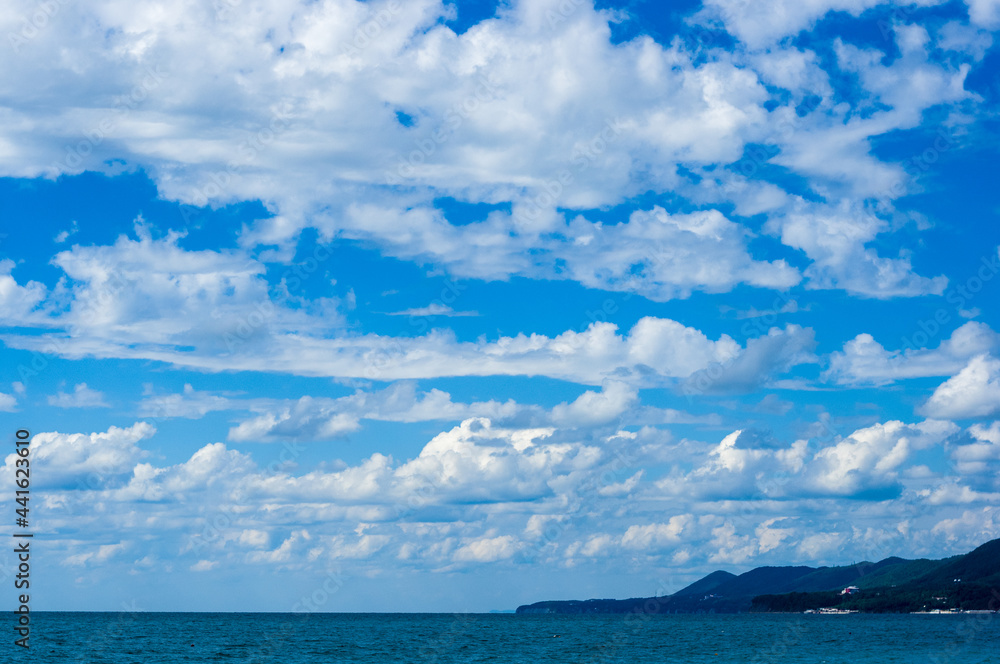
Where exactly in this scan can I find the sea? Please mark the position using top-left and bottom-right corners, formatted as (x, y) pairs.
(9, 612), (999, 663)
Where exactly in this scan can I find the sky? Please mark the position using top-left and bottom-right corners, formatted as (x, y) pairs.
(0, 0), (999, 613)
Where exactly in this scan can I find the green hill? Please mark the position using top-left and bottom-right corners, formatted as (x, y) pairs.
(910, 539), (1000, 588)
(515, 538), (1000, 614)
(852, 557), (945, 589)
(671, 570), (736, 597)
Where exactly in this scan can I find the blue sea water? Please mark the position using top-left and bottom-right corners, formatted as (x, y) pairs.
(8, 612), (1000, 663)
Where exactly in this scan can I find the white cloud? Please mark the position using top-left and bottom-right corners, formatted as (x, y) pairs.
(65, 541), (130, 567)
(237, 529), (271, 549)
(127, 442), (256, 501)
(8, 412), (997, 585)
(0, 258), (46, 321)
(748, 47), (832, 96)
(950, 422), (1000, 475)
(453, 535), (521, 562)
(620, 515), (692, 550)
(1, 0), (997, 606)
(597, 470), (645, 497)
(216, 383), (717, 444)
(335, 204), (800, 300)
(683, 325), (817, 394)
(225, 383), (519, 442)
(326, 532), (392, 560)
(938, 21), (994, 60)
(697, 0), (949, 49)
(0, 0), (956, 300)
(753, 394), (794, 415)
(578, 533), (616, 558)
(931, 507), (998, 546)
(656, 428), (808, 500)
(796, 532), (841, 560)
(1, 422), (154, 489)
(921, 355), (1000, 419)
(919, 481), (1000, 505)
(708, 522), (757, 564)
(807, 420), (957, 496)
(696, 0), (881, 49)
(54, 220), (79, 244)
(13, 416), (646, 574)
(139, 383), (244, 419)
(966, 0), (1000, 28)
(550, 380), (637, 427)
(835, 26), (971, 127)
(233, 417), (606, 509)
(246, 530), (313, 566)
(8, 238), (813, 384)
(190, 560), (218, 572)
(384, 303), (479, 317)
(229, 402), (361, 443)
(765, 199), (948, 297)
(655, 419), (957, 501)
(826, 322), (1000, 386)
(756, 518), (795, 553)
(47, 383), (111, 409)
(1, 2), (772, 220)
(46, 221), (345, 347)
(0, 392), (16, 412)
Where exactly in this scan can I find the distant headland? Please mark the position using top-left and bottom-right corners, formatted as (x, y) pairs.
(516, 538), (1000, 614)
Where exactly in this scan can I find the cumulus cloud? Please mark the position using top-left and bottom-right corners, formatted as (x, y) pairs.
(918, 481), (1000, 506)
(931, 507), (998, 546)
(826, 322), (1000, 386)
(9, 412), (996, 586)
(0, 391), (17, 412)
(682, 325), (817, 394)
(756, 518), (796, 553)
(835, 24), (971, 127)
(1, 422), (154, 490)
(708, 521), (757, 564)
(656, 428), (808, 500)
(0, 0), (994, 597)
(230, 417), (609, 509)
(950, 421), (1000, 475)
(139, 383), (245, 419)
(47, 383), (111, 409)
(655, 419), (958, 501)
(796, 532), (842, 559)
(620, 515), (692, 550)
(695, 0), (884, 49)
(550, 380), (638, 427)
(938, 20), (995, 59)
(807, 420), (957, 496)
(921, 355), (1000, 419)
(453, 535), (521, 563)
(339, 205), (801, 300)
(139, 380), (704, 444)
(0, 0), (957, 300)
(966, 0), (1000, 28)
(229, 405), (362, 443)
(6, 237), (816, 385)
(190, 560), (219, 572)
(245, 530), (314, 566)
(225, 383), (519, 442)
(765, 199), (948, 298)
(0, 258), (46, 321)
(26, 418), (646, 572)
(65, 541), (131, 568)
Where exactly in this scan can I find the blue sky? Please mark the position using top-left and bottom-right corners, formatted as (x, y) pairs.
(1, 0), (999, 612)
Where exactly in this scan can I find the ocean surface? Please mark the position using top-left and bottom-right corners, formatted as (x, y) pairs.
(10, 611), (999, 663)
